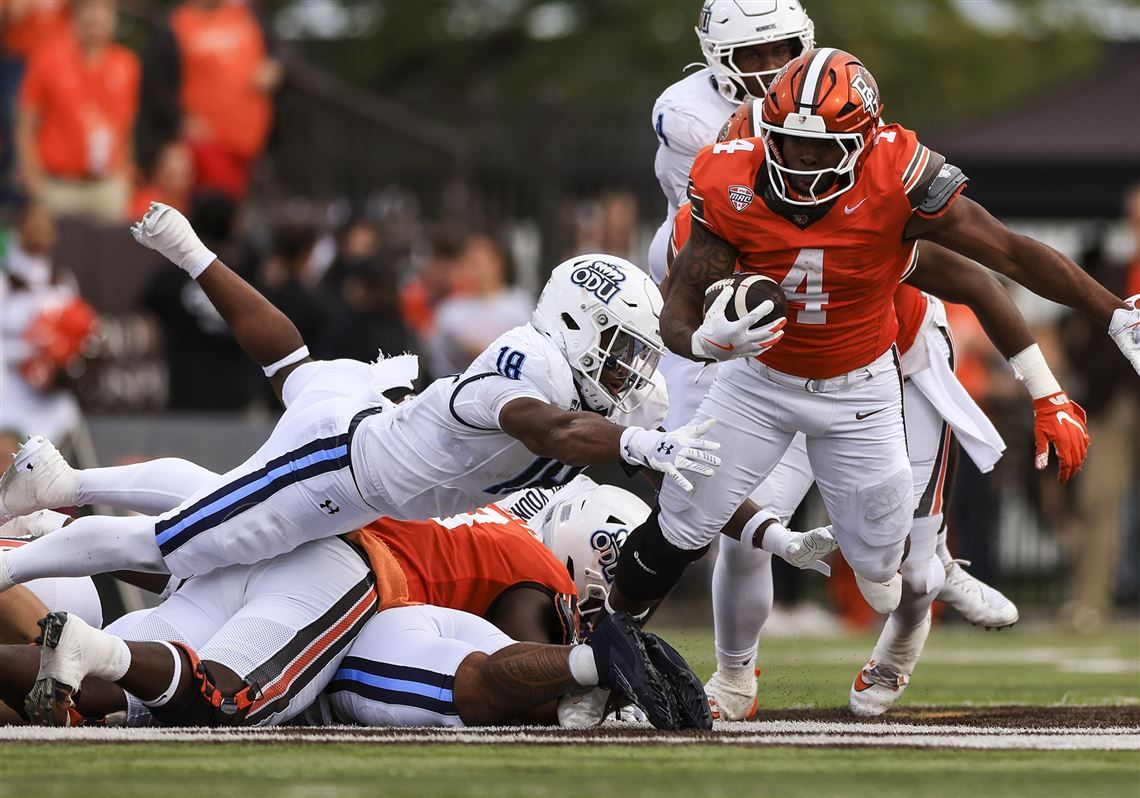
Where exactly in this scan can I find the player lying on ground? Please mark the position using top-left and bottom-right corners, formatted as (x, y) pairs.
(605, 49), (1140, 653)
(0, 478), (704, 729)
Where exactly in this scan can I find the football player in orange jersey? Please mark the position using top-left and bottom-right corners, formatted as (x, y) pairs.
(668, 190), (1086, 717)
(0, 476), (706, 729)
(607, 49), (1139, 644)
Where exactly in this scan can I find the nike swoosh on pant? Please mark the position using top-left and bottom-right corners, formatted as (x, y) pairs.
(855, 407), (888, 420)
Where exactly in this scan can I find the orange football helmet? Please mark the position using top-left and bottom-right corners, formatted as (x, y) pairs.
(716, 98), (761, 143)
(759, 48), (882, 206)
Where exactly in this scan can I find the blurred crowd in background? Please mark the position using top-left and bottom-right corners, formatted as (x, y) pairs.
(0, 0), (1136, 626)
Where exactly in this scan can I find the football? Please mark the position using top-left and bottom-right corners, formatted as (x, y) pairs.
(703, 274), (787, 329)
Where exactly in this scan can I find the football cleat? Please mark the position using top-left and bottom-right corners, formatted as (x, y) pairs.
(939, 559), (1019, 630)
(0, 437), (78, 523)
(641, 633), (714, 730)
(849, 610), (931, 717)
(855, 571), (902, 614)
(589, 611), (680, 730)
(0, 509), (70, 539)
(705, 666), (760, 721)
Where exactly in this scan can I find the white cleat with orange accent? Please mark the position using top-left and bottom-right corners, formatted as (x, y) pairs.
(705, 665), (760, 721)
(849, 611), (931, 717)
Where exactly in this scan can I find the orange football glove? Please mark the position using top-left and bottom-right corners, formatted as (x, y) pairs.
(1032, 392), (1089, 484)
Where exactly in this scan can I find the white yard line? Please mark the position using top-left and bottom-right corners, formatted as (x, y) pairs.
(2, 723), (1136, 751)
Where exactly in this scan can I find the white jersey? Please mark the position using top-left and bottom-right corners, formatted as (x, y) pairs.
(355, 325), (583, 520)
(649, 67), (736, 283)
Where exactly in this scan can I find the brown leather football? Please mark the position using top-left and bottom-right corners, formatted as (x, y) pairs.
(703, 274), (787, 329)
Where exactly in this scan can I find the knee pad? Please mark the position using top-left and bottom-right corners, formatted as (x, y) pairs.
(855, 468), (914, 548)
(149, 642), (261, 728)
(614, 510), (710, 603)
(845, 541), (906, 585)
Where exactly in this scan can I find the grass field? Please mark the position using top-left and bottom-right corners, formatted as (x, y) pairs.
(2, 623), (1137, 798)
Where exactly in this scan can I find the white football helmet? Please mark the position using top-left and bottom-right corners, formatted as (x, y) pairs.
(532, 254), (664, 415)
(696, 0), (816, 103)
(534, 475), (651, 618)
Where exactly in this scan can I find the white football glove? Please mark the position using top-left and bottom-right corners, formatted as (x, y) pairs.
(130, 202), (217, 279)
(1108, 295), (1140, 376)
(691, 285), (786, 362)
(760, 521), (838, 576)
(620, 419), (721, 492)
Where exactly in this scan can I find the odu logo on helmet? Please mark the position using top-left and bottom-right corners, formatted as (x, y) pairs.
(591, 527), (630, 584)
(570, 260), (626, 305)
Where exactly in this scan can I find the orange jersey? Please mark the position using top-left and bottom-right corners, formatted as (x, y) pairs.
(355, 505), (577, 619)
(674, 202), (928, 360)
(893, 281), (927, 356)
(171, 1), (272, 158)
(687, 124), (951, 378)
(19, 33), (139, 178)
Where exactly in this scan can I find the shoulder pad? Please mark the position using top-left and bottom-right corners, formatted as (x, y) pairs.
(916, 162), (968, 217)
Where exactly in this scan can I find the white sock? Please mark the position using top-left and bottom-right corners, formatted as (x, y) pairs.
(894, 554), (945, 629)
(712, 537), (772, 670)
(76, 459), (219, 515)
(4, 515), (167, 583)
(568, 645), (599, 687)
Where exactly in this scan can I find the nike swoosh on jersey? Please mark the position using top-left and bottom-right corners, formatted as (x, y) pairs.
(702, 337), (734, 352)
(844, 197), (869, 215)
(855, 407), (888, 420)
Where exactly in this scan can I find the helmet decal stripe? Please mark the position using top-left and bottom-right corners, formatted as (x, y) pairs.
(749, 99), (763, 137)
(797, 47), (837, 114)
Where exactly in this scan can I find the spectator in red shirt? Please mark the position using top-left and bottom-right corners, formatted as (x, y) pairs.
(15, 0), (138, 222)
(142, 0), (281, 200)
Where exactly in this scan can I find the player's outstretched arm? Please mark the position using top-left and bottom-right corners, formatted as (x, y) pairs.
(908, 243), (1089, 483)
(906, 196), (1140, 375)
(131, 203), (311, 400)
(906, 197), (1123, 322)
(498, 399), (720, 492)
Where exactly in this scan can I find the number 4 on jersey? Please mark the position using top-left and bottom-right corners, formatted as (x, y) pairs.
(712, 139), (755, 154)
(781, 248), (829, 325)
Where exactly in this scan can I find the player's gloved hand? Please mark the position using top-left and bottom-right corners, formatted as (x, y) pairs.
(130, 202), (217, 279)
(758, 519), (837, 576)
(1108, 294), (1140, 376)
(620, 419), (721, 492)
(1032, 392), (1089, 484)
(691, 285), (786, 362)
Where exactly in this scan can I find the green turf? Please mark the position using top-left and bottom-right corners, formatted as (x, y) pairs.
(2, 624), (1137, 798)
(665, 623), (1140, 709)
(4, 744), (1137, 798)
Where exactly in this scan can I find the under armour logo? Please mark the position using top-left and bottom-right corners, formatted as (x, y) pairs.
(657, 442), (674, 455)
(320, 500), (340, 515)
